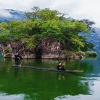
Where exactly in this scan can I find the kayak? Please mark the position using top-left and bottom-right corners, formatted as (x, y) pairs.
(13, 65), (84, 73)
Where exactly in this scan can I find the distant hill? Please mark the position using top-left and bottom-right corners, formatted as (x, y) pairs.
(0, 9), (26, 22)
(87, 28), (100, 54)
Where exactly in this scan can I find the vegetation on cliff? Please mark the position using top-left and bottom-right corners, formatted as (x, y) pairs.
(0, 7), (96, 58)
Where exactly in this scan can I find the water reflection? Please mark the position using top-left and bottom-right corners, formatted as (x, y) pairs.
(0, 93), (25, 100)
(0, 54), (100, 100)
(55, 80), (100, 100)
(57, 73), (65, 80)
(14, 67), (19, 78)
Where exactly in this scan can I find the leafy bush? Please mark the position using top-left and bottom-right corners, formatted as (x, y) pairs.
(76, 51), (85, 56)
(86, 51), (98, 57)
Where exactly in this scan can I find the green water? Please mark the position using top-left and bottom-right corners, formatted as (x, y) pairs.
(0, 53), (100, 100)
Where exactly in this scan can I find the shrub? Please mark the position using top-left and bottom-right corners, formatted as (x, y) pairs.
(86, 51), (98, 57)
(76, 51), (85, 56)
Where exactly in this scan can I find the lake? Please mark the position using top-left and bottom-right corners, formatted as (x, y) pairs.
(0, 52), (100, 100)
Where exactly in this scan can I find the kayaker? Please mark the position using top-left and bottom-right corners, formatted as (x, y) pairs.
(57, 62), (66, 70)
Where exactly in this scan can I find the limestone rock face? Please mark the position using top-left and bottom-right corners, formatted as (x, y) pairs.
(0, 39), (84, 60)
(0, 40), (62, 59)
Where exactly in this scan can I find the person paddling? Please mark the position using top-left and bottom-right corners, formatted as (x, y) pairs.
(57, 61), (66, 70)
(14, 53), (22, 66)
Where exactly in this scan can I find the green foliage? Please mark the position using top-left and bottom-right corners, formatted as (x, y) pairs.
(0, 22), (9, 32)
(0, 22), (10, 43)
(4, 47), (11, 54)
(0, 33), (9, 43)
(0, 7), (95, 53)
(81, 42), (94, 51)
(25, 6), (40, 19)
(80, 19), (95, 32)
(22, 36), (36, 48)
(56, 19), (90, 51)
(65, 51), (75, 57)
(41, 20), (62, 38)
(86, 51), (97, 57)
(8, 20), (34, 35)
(37, 8), (59, 20)
(75, 51), (86, 56)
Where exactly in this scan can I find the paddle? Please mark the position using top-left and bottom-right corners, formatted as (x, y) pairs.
(62, 61), (66, 66)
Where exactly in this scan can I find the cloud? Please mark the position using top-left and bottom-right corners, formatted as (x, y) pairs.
(51, 0), (80, 13)
(71, 0), (100, 27)
(0, 0), (55, 11)
(0, 0), (100, 27)
(0, 9), (12, 17)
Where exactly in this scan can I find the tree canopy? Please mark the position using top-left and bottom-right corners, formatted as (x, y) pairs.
(0, 7), (95, 51)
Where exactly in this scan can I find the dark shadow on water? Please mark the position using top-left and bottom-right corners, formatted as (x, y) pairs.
(14, 67), (19, 78)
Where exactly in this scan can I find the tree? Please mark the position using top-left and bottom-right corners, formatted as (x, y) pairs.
(0, 22), (10, 43)
(80, 19), (95, 32)
(25, 6), (40, 19)
(37, 8), (60, 20)
(0, 7), (95, 53)
(56, 19), (90, 51)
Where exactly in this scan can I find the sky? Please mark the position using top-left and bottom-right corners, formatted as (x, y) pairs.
(0, 0), (100, 27)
